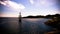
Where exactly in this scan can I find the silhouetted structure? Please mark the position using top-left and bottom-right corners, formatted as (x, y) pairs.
(19, 12), (22, 34)
(19, 12), (21, 22)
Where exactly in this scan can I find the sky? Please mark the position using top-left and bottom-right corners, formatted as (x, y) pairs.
(0, 0), (60, 17)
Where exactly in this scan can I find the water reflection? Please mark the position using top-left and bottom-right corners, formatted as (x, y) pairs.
(0, 18), (52, 34)
(22, 18), (52, 34)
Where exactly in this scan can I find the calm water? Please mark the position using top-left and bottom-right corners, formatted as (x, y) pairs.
(22, 18), (52, 34)
(0, 18), (52, 34)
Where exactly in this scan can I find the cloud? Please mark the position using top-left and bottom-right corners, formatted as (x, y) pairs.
(40, 0), (56, 6)
(0, 1), (7, 5)
(7, 1), (25, 10)
(29, 0), (57, 7)
(0, 0), (25, 10)
(30, 0), (34, 4)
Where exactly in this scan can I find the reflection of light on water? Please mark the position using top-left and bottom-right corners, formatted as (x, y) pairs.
(25, 18), (39, 22)
(23, 18), (48, 22)
(22, 18), (52, 34)
(1, 18), (52, 34)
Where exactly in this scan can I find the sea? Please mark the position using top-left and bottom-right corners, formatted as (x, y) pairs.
(0, 17), (53, 34)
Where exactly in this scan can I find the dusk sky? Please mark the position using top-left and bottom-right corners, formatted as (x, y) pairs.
(0, 0), (60, 17)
